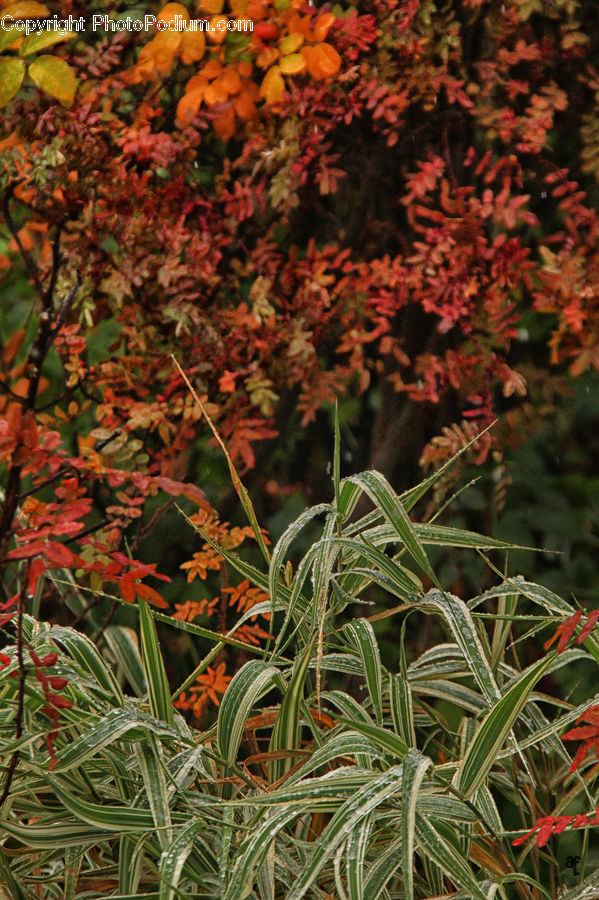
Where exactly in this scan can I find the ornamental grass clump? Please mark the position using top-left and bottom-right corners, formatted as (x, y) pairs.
(2, 433), (599, 898)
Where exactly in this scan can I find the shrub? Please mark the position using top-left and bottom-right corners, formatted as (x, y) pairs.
(2, 443), (599, 898)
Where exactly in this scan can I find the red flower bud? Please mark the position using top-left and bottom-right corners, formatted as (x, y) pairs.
(39, 653), (58, 667)
(49, 693), (72, 708)
(254, 23), (278, 41)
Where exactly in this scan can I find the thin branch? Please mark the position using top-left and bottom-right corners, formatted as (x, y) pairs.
(44, 220), (64, 310)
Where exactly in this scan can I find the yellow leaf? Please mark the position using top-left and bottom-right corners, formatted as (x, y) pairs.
(279, 32), (304, 55)
(259, 65), (284, 104)
(279, 52), (306, 75)
(0, 23), (20, 53)
(28, 55), (77, 105)
(2, 1), (49, 19)
(0, 56), (25, 107)
(19, 28), (74, 56)
(157, 2), (189, 25)
(146, 30), (182, 71)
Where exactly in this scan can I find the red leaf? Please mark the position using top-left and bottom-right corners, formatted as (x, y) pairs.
(544, 610), (582, 652)
(577, 609), (599, 644)
(136, 582), (169, 609)
(43, 541), (78, 568)
(120, 578), (136, 605)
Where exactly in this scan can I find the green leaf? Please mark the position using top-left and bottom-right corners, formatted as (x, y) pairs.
(0, 56), (25, 106)
(217, 659), (281, 768)
(455, 653), (556, 798)
(422, 589), (500, 705)
(119, 835), (145, 896)
(136, 738), (172, 851)
(415, 814), (489, 900)
(28, 54), (77, 105)
(401, 750), (433, 900)
(341, 470), (437, 582)
(285, 766), (405, 899)
(344, 619), (384, 724)
(159, 820), (213, 900)
(225, 807), (302, 900)
(0, 24), (20, 53)
(52, 707), (178, 772)
(104, 625), (147, 697)
(345, 812), (372, 900)
(335, 716), (410, 760)
(139, 599), (174, 726)
(288, 731), (383, 784)
(50, 625), (124, 705)
(0, 846), (29, 900)
(269, 641), (314, 781)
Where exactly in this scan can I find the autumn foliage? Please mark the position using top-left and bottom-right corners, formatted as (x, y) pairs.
(2, 0), (599, 728)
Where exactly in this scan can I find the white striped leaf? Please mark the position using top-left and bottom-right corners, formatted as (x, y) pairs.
(285, 766), (405, 899)
(269, 641), (314, 781)
(455, 653), (555, 798)
(340, 470), (436, 581)
(217, 660), (282, 768)
(401, 750), (433, 900)
(422, 590), (500, 705)
(344, 619), (384, 724)
(415, 814), (489, 900)
(139, 599), (173, 726)
(136, 738), (172, 851)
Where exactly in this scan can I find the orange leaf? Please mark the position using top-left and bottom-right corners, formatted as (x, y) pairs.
(207, 15), (228, 44)
(279, 53), (306, 75)
(204, 78), (228, 105)
(307, 42), (341, 79)
(238, 60), (253, 77)
(180, 28), (206, 64)
(2, 328), (26, 367)
(9, 225), (32, 252)
(287, 13), (312, 39)
(185, 73), (208, 94)
(221, 67), (242, 95)
(234, 89), (256, 119)
(219, 370), (237, 392)
(199, 0), (224, 12)
(157, 2), (189, 25)
(201, 59), (222, 79)
(259, 65), (284, 104)
(176, 89), (203, 124)
(312, 12), (336, 42)
(136, 582), (169, 609)
(213, 106), (236, 140)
